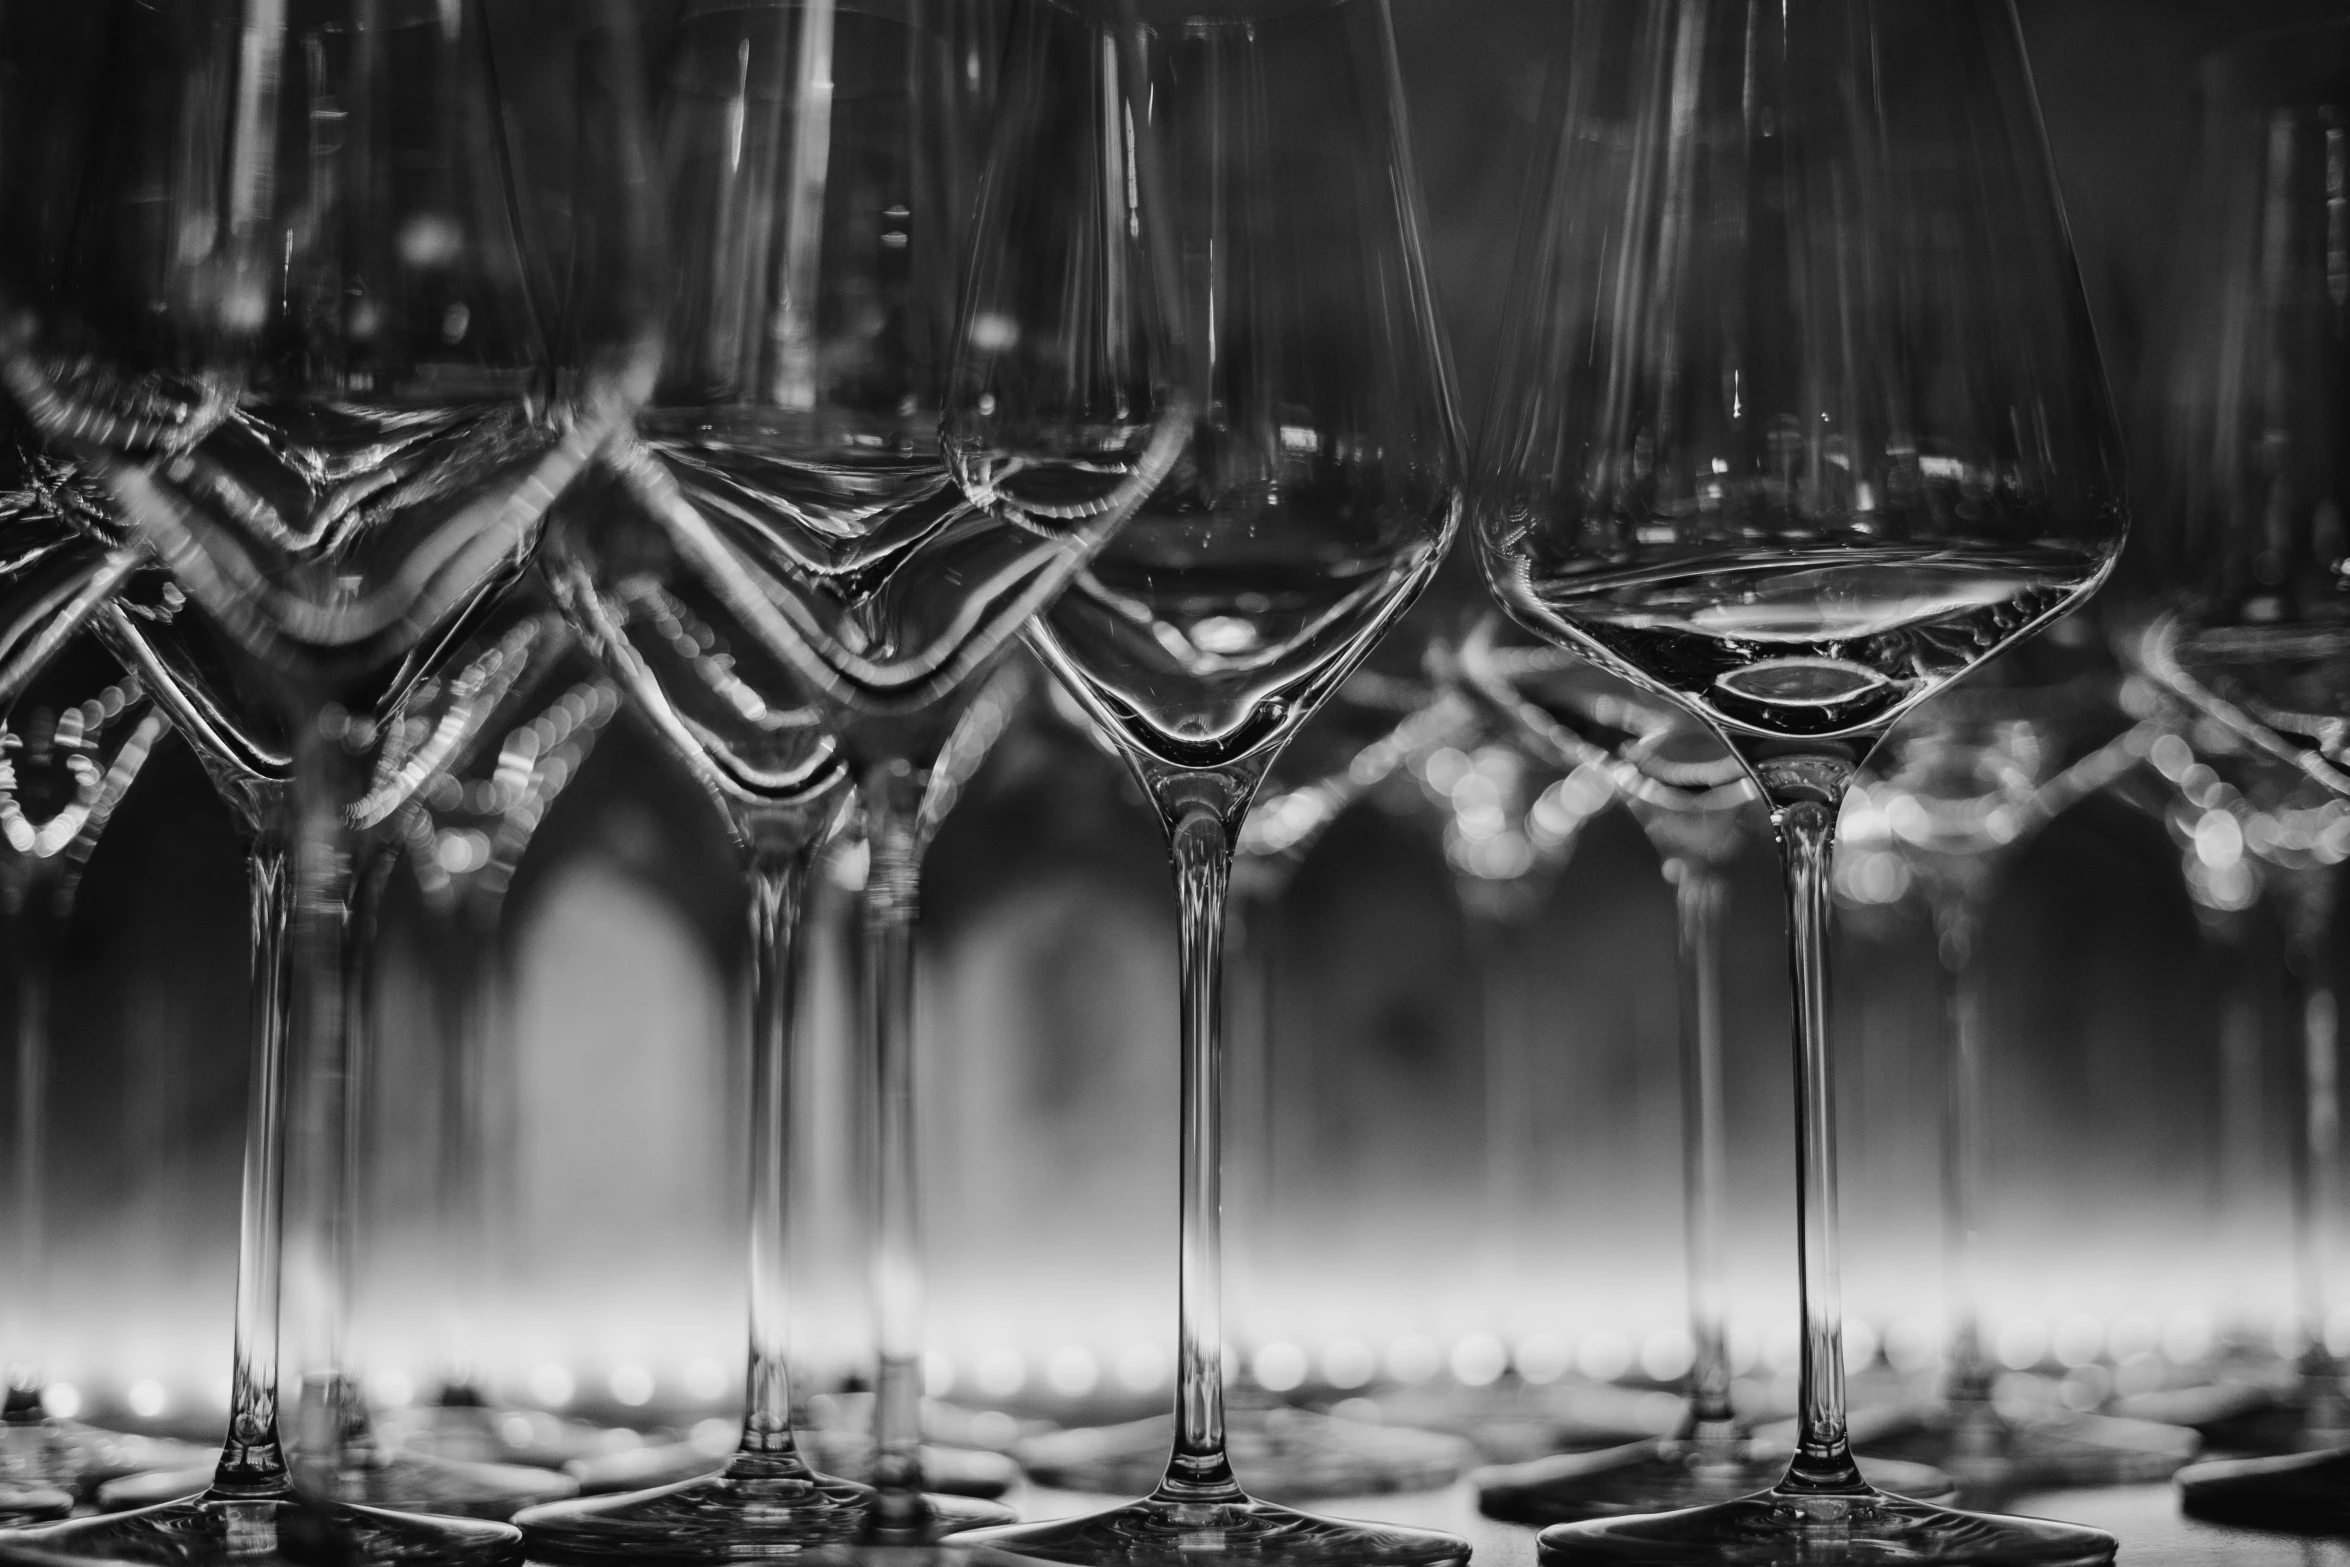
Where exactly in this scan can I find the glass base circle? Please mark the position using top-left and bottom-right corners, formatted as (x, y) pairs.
(1861, 1404), (2197, 1502)
(96, 1450), (575, 1520)
(514, 1455), (1016, 1565)
(0, 1486), (521, 1566)
(380, 1402), (635, 1472)
(1014, 1409), (1474, 1501)
(1, 1419), (215, 1506)
(0, 1482), (72, 1524)
(2176, 1446), (2350, 1534)
(564, 1436), (1020, 1500)
(950, 1493), (1470, 1567)
(1534, 1488), (2117, 1566)
(1478, 1438), (1956, 1525)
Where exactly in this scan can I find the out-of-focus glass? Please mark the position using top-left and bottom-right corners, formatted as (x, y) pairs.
(948, 3), (1467, 1566)
(2133, 23), (2350, 799)
(0, 1), (657, 1561)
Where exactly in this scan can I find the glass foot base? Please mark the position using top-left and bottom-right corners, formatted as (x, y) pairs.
(1370, 1381), (1659, 1465)
(1534, 1488), (2117, 1565)
(565, 1437), (1018, 1500)
(97, 1450), (575, 1520)
(2177, 1446), (2350, 1534)
(1, 1419), (215, 1505)
(951, 1493), (1470, 1567)
(0, 1486), (521, 1566)
(514, 1455), (1016, 1565)
(380, 1403), (636, 1472)
(1862, 1405), (2198, 1501)
(1015, 1409), (1474, 1501)
(1477, 1438), (1955, 1525)
(0, 1482), (72, 1524)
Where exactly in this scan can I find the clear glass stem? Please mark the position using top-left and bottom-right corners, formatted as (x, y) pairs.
(431, 894), (501, 1403)
(1153, 776), (1246, 1506)
(1929, 893), (1999, 1413)
(1475, 912), (1530, 1308)
(1669, 861), (1736, 1436)
(2, 869), (57, 1423)
(281, 731), (373, 1491)
(1736, 740), (1869, 1498)
(2280, 869), (2345, 1424)
(739, 834), (820, 1470)
(216, 823), (294, 1494)
(1222, 879), (1279, 1386)
(861, 766), (930, 1535)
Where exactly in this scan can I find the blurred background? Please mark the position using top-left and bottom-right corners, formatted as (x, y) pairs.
(11, 0), (2346, 1457)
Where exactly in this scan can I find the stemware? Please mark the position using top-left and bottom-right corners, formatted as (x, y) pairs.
(1458, 619), (1959, 1524)
(0, 639), (200, 1511)
(0, 480), (163, 1524)
(1475, 1), (2129, 1561)
(1831, 669), (2195, 1504)
(519, 0), (1178, 1552)
(2124, 16), (2350, 1532)
(375, 637), (624, 1473)
(943, 1), (1467, 1563)
(0, 0), (657, 1559)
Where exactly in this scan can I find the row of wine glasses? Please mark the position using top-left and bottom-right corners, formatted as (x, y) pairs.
(0, 0), (2319, 1564)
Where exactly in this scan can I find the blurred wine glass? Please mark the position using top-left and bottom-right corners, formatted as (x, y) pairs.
(522, 0), (1127, 1555)
(0, 463), (179, 1522)
(1831, 662), (2196, 1504)
(945, 2), (1468, 1564)
(0, 0), (656, 1560)
(2123, 17), (2350, 1535)
(1475, 1), (2127, 1561)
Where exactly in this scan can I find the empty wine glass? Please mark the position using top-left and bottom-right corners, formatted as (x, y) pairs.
(943, 2), (1466, 1564)
(0, 0), (656, 1559)
(0, 476), (170, 1525)
(2123, 16), (2350, 1533)
(1476, 1), (2128, 1561)
(520, 0), (1170, 1553)
(1824, 666), (2198, 1504)
(378, 639), (627, 1475)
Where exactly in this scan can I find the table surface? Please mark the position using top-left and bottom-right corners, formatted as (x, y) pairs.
(1021, 1483), (2350, 1566)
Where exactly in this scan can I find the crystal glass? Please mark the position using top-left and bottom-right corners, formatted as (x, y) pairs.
(1824, 661), (2198, 1504)
(2128, 22), (2350, 798)
(520, 0), (1157, 1552)
(943, 1), (1466, 1563)
(0, 0), (656, 1558)
(0, 480), (178, 1523)
(1475, 1), (2127, 1560)
(2124, 17), (2350, 1533)
(1457, 617), (1957, 1523)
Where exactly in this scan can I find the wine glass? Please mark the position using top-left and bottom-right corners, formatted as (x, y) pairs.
(942, 1), (1466, 1563)
(519, 0), (1159, 1551)
(1822, 664), (2199, 1505)
(0, 474), (180, 1524)
(0, 0), (656, 1559)
(1455, 616), (1959, 1523)
(375, 641), (629, 1475)
(82, 600), (598, 1525)
(2121, 16), (2350, 1533)
(1475, 0), (2128, 1560)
